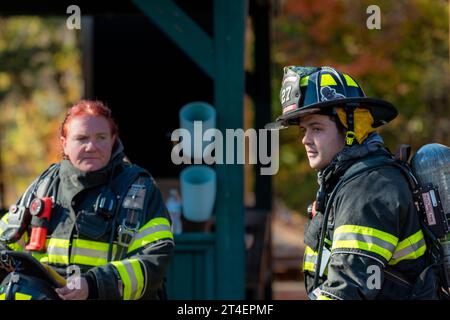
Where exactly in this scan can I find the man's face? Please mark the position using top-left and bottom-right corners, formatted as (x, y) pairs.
(299, 114), (345, 170)
(60, 115), (116, 172)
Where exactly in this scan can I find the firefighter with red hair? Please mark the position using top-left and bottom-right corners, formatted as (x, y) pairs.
(0, 100), (174, 300)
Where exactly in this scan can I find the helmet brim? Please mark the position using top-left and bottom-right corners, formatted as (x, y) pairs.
(265, 97), (398, 130)
(0, 250), (63, 288)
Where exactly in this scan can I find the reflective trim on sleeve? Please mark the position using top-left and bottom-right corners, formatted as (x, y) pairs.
(389, 230), (427, 265)
(303, 246), (318, 272)
(70, 238), (117, 267)
(111, 259), (145, 300)
(302, 245), (329, 276)
(127, 217), (174, 253)
(332, 225), (398, 261)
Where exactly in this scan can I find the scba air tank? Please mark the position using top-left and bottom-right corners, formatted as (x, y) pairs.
(411, 143), (450, 281)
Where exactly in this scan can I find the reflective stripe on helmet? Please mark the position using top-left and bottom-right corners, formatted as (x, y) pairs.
(343, 74), (359, 87)
(332, 225), (398, 261)
(111, 258), (145, 300)
(320, 74), (337, 86)
(300, 76), (309, 87)
(127, 217), (173, 253)
(15, 292), (33, 300)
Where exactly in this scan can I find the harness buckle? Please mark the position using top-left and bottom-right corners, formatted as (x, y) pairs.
(117, 219), (140, 247)
(345, 130), (356, 146)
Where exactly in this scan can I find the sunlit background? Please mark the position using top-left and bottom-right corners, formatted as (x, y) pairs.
(0, 0), (448, 299)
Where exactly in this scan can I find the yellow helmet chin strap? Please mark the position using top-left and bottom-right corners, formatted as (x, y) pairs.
(336, 107), (375, 145)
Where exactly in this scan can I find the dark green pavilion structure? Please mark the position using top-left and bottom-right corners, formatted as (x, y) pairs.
(0, 0), (274, 299)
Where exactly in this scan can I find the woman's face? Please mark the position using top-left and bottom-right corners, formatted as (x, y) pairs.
(60, 115), (116, 172)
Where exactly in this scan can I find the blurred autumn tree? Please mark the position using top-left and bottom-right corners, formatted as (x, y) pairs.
(271, 0), (449, 214)
(0, 17), (82, 209)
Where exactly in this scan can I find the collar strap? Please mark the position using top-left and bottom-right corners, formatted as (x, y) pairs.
(344, 105), (356, 146)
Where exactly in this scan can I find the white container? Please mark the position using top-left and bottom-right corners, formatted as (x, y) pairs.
(180, 165), (216, 222)
(179, 101), (216, 161)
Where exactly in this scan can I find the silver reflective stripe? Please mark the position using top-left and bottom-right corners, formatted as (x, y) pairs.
(333, 232), (396, 253)
(392, 238), (426, 260)
(71, 247), (108, 259)
(47, 246), (69, 256)
(304, 254), (317, 264)
(133, 224), (172, 241)
(123, 260), (139, 300)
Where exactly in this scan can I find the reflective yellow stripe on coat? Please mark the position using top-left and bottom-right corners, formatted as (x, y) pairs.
(303, 245), (329, 276)
(70, 238), (117, 267)
(332, 225), (398, 261)
(388, 230), (427, 265)
(111, 259), (145, 300)
(303, 246), (317, 273)
(47, 238), (70, 265)
(127, 217), (173, 253)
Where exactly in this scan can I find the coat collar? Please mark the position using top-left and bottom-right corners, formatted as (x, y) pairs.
(58, 139), (126, 197)
(319, 132), (388, 188)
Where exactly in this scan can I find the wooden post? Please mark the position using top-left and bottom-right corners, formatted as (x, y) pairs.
(252, 0), (273, 211)
(214, 0), (247, 299)
(134, 0), (248, 299)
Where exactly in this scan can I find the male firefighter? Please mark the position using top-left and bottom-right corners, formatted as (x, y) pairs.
(266, 66), (439, 300)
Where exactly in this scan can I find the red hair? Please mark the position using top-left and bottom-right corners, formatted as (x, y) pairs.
(60, 100), (118, 138)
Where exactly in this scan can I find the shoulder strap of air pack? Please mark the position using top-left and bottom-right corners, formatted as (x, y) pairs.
(108, 163), (152, 261)
(338, 153), (396, 189)
(313, 153), (396, 288)
(22, 163), (60, 207)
